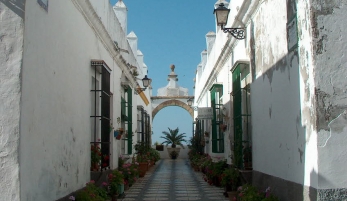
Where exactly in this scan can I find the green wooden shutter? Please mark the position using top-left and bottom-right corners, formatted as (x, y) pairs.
(210, 84), (224, 153)
(232, 66), (242, 168)
(210, 87), (217, 152)
(127, 88), (133, 154)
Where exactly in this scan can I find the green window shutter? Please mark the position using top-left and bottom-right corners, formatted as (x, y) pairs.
(127, 88), (133, 154)
(210, 84), (224, 153)
(232, 65), (242, 168)
(121, 97), (127, 121)
(210, 87), (217, 153)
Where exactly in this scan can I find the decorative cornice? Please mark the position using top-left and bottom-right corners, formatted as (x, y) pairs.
(71, 0), (137, 88)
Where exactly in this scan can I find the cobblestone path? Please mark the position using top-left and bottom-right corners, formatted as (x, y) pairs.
(119, 159), (229, 201)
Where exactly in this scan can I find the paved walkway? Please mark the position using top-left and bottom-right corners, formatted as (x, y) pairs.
(120, 159), (229, 201)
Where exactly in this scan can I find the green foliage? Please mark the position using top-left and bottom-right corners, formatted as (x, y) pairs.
(238, 184), (280, 201)
(118, 155), (125, 169)
(135, 142), (150, 162)
(211, 160), (228, 177)
(188, 136), (201, 153)
(221, 167), (240, 190)
(161, 127), (187, 148)
(238, 184), (263, 201)
(169, 150), (178, 158)
(108, 170), (124, 195)
(91, 144), (101, 170)
(119, 162), (139, 186)
(148, 148), (160, 161)
(205, 159), (227, 183)
(76, 181), (108, 201)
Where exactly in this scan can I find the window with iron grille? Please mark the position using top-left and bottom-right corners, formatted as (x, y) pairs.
(137, 106), (143, 143)
(121, 87), (133, 155)
(194, 119), (205, 154)
(136, 107), (150, 147)
(91, 60), (111, 170)
(210, 84), (224, 153)
(232, 62), (251, 169)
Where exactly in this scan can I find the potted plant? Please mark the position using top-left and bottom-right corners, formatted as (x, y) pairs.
(211, 160), (227, 187)
(108, 170), (124, 200)
(154, 141), (164, 151)
(91, 143), (101, 171)
(169, 150), (178, 159)
(161, 127), (187, 157)
(161, 127), (187, 148)
(135, 142), (150, 177)
(237, 185), (280, 201)
(221, 167), (240, 198)
(148, 147), (160, 164)
(75, 180), (108, 201)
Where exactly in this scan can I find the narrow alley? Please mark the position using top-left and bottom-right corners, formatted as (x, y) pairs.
(119, 159), (228, 201)
(1, 0), (347, 200)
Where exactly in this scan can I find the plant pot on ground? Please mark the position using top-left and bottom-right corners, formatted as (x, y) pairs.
(221, 166), (240, 197)
(156, 144), (164, 151)
(169, 150), (178, 159)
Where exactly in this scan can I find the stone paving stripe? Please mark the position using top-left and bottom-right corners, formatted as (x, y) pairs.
(120, 159), (229, 201)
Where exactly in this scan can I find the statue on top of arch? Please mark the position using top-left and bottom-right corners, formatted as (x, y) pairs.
(157, 64), (189, 97)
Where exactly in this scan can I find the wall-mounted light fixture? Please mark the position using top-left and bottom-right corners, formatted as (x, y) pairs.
(137, 75), (152, 93)
(214, 3), (245, 40)
(187, 98), (198, 111)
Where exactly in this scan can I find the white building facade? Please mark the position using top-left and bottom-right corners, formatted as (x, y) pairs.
(193, 0), (347, 200)
(0, 0), (152, 200)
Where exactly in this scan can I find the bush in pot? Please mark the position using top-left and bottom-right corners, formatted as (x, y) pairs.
(221, 166), (240, 197)
(75, 180), (108, 201)
(169, 150), (178, 159)
(108, 170), (124, 197)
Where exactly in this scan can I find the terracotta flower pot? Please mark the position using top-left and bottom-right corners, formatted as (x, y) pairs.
(138, 162), (147, 177)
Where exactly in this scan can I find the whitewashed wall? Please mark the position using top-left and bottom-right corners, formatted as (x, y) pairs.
(309, 0), (347, 190)
(0, 1), (24, 200)
(19, 0), (142, 200)
(249, 0), (307, 186)
(195, 0), (346, 200)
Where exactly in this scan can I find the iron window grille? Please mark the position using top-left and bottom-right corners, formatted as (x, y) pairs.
(232, 62), (251, 169)
(121, 87), (133, 155)
(194, 119), (205, 154)
(90, 60), (111, 170)
(210, 84), (224, 153)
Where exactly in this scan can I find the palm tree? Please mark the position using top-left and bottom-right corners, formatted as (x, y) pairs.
(161, 127), (187, 148)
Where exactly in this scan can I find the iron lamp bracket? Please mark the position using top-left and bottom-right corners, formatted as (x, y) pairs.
(222, 27), (246, 40)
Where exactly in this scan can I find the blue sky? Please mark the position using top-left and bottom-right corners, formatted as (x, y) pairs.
(110, 0), (219, 144)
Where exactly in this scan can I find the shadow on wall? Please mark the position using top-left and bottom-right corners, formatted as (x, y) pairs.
(0, 0), (25, 18)
(152, 145), (190, 159)
(249, 20), (308, 201)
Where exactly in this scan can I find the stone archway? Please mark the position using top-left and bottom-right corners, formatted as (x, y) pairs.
(152, 99), (194, 120)
(151, 65), (194, 120)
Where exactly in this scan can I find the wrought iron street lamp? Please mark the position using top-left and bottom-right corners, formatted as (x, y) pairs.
(137, 75), (152, 92)
(187, 98), (198, 111)
(214, 3), (245, 40)
(142, 75), (152, 88)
